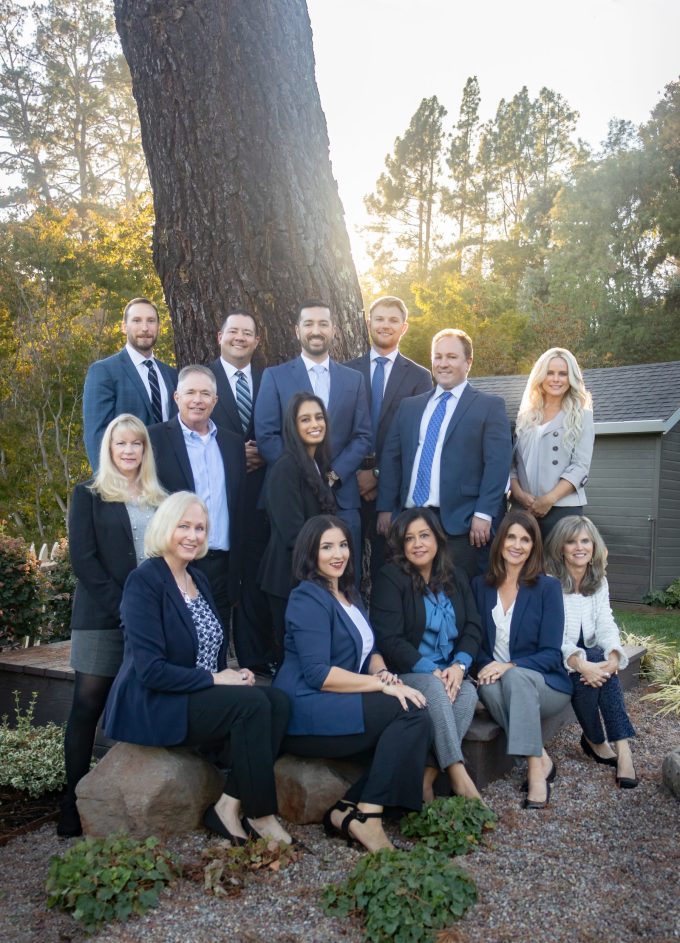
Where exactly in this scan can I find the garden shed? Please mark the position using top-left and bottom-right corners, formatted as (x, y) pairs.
(473, 361), (680, 603)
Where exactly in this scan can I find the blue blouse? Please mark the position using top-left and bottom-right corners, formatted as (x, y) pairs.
(411, 591), (472, 674)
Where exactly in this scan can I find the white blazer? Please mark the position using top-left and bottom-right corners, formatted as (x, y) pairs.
(561, 579), (629, 671)
(511, 409), (594, 506)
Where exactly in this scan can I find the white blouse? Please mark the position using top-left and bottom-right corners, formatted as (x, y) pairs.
(491, 595), (514, 663)
(561, 579), (628, 671)
(341, 602), (374, 670)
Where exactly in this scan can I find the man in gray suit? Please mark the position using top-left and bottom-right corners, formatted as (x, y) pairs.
(346, 296), (432, 582)
(82, 298), (177, 470)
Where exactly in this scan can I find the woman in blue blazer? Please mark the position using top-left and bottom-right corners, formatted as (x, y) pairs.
(472, 510), (571, 810)
(104, 491), (293, 847)
(273, 514), (430, 853)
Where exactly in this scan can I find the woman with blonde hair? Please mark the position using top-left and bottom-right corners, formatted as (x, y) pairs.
(510, 347), (594, 539)
(59, 414), (166, 836)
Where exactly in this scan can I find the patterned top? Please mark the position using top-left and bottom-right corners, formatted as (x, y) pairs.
(185, 592), (223, 672)
(124, 500), (156, 565)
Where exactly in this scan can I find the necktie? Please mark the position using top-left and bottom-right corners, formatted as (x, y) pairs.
(235, 370), (252, 433)
(143, 359), (163, 424)
(412, 392), (453, 506)
(311, 364), (329, 407)
(371, 356), (388, 439)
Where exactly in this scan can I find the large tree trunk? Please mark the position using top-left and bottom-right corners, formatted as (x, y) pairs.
(114, 0), (365, 365)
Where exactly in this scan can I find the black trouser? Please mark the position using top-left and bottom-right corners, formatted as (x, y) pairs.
(283, 693), (430, 810)
(193, 550), (232, 644)
(360, 497), (387, 591)
(233, 509), (275, 669)
(183, 686), (290, 818)
(266, 593), (289, 666)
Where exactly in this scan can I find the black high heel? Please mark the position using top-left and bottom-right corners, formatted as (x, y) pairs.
(339, 807), (386, 850)
(202, 804), (247, 846)
(521, 761), (557, 792)
(616, 759), (639, 789)
(322, 800), (357, 845)
(522, 781), (551, 810)
(580, 733), (617, 767)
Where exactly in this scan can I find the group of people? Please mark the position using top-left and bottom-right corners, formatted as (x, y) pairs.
(57, 294), (638, 849)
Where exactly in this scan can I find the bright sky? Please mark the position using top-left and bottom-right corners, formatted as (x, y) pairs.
(307, 0), (680, 271)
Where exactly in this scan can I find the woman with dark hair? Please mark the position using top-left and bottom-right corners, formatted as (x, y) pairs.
(258, 393), (336, 659)
(544, 516), (637, 787)
(370, 508), (482, 802)
(472, 510), (571, 809)
(273, 514), (430, 853)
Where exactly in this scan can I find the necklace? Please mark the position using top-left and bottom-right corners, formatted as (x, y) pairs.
(175, 569), (193, 603)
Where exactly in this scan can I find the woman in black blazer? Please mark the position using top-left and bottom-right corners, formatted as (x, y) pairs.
(258, 392), (336, 660)
(104, 491), (293, 846)
(371, 508), (483, 803)
(59, 414), (166, 837)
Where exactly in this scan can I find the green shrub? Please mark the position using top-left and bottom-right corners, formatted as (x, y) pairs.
(0, 527), (44, 644)
(400, 796), (497, 856)
(620, 630), (677, 678)
(42, 538), (76, 642)
(643, 577), (680, 609)
(0, 691), (65, 797)
(322, 844), (477, 943)
(641, 653), (680, 716)
(46, 834), (181, 933)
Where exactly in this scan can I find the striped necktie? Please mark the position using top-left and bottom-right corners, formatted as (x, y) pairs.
(412, 391), (452, 506)
(143, 359), (163, 424)
(371, 356), (388, 439)
(235, 370), (252, 433)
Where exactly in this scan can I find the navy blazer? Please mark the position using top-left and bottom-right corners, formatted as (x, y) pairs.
(377, 383), (512, 536)
(103, 557), (227, 746)
(345, 351), (432, 460)
(147, 416), (246, 602)
(254, 356), (372, 510)
(68, 483), (140, 630)
(272, 581), (376, 735)
(83, 348), (177, 470)
(471, 573), (571, 694)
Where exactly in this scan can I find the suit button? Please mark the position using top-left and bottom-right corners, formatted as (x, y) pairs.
(553, 431), (559, 436)
(552, 459), (559, 465)
(552, 446), (558, 451)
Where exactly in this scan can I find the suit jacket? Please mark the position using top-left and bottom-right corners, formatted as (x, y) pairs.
(147, 416), (246, 602)
(258, 452), (328, 598)
(345, 351), (432, 461)
(370, 563), (482, 674)
(272, 580), (376, 735)
(254, 356), (372, 510)
(208, 357), (266, 509)
(103, 557), (227, 745)
(377, 383), (512, 536)
(68, 483), (139, 631)
(471, 573), (571, 694)
(83, 348), (178, 470)
(511, 408), (594, 506)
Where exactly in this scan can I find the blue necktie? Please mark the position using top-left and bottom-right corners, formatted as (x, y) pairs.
(311, 364), (329, 407)
(412, 392), (453, 506)
(235, 370), (252, 433)
(371, 356), (388, 440)
(143, 359), (163, 424)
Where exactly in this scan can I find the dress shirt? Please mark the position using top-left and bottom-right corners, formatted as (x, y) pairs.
(491, 594), (514, 663)
(301, 352), (330, 402)
(179, 417), (229, 550)
(125, 343), (170, 420)
(406, 381), (466, 509)
(219, 357), (254, 401)
(339, 601), (375, 670)
(369, 348), (399, 394)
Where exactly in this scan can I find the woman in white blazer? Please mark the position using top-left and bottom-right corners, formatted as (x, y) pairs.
(510, 348), (594, 539)
(545, 515), (638, 789)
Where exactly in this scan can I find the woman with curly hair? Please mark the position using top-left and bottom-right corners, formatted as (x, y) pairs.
(510, 347), (594, 539)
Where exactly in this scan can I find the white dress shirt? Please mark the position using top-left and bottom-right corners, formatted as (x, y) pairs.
(125, 343), (171, 420)
(406, 380), (467, 509)
(301, 352), (330, 403)
(491, 595), (514, 663)
(220, 357), (254, 400)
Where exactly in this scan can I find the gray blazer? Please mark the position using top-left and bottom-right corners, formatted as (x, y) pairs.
(511, 409), (594, 506)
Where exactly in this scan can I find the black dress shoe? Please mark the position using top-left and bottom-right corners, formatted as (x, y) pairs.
(580, 734), (617, 766)
(202, 804), (247, 845)
(521, 761), (557, 792)
(522, 781), (551, 810)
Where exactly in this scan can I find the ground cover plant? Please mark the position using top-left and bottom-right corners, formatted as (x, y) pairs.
(0, 692), (65, 798)
(185, 837), (303, 898)
(400, 795), (497, 856)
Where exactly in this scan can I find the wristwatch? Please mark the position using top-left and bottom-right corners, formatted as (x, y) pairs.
(452, 661), (467, 675)
(327, 470), (340, 486)
(372, 467), (380, 479)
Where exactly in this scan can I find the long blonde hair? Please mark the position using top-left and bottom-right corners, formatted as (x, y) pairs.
(91, 414), (166, 506)
(516, 348), (592, 453)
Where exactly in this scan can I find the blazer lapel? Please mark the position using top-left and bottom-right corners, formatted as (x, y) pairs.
(333, 598), (365, 668)
(291, 357), (314, 396)
(160, 563), (200, 653)
(327, 359), (342, 413)
(508, 586), (531, 654)
(484, 585), (497, 654)
(110, 500), (133, 544)
(380, 353), (405, 419)
(212, 359), (243, 435)
(118, 349), (153, 422)
(167, 418), (196, 489)
(443, 383), (476, 444)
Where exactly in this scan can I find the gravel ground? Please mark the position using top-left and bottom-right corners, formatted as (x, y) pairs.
(1, 685), (679, 943)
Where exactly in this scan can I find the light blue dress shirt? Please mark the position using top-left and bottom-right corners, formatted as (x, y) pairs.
(180, 418), (229, 550)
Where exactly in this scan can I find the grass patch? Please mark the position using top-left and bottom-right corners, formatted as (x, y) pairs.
(613, 608), (680, 651)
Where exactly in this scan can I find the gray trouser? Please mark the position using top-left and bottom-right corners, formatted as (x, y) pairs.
(478, 666), (570, 757)
(402, 673), (478, 768)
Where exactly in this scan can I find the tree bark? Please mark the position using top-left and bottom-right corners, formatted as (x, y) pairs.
(114, 0), (365, 365)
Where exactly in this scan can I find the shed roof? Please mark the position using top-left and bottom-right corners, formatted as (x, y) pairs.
(472, 361), (680, 434)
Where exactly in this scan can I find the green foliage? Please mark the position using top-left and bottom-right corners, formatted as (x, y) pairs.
(643, 578), (680, 610)
(400, 796), (497, 856)
(641, 654), (680, 716)
(0, 692), (65, 797)
(0, 528), (44, 643)
(186, 837), (303, 898)
(43, 539), (76, 642)
(46, 834), (181, 933)
(322, 844), (477, 943)
(619, 629), (678, 677)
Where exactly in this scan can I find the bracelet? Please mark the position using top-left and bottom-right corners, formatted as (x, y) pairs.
(373, 667), (389, 677)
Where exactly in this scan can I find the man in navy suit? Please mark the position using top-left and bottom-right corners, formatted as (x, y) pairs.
(254, 300), (372, 563)
(148, 365), (246, 641)
(377, 328), (512, 579)
(83, 297), (177, 470)
(345, 296), (432, 582)
(208, 310), (274, 673)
